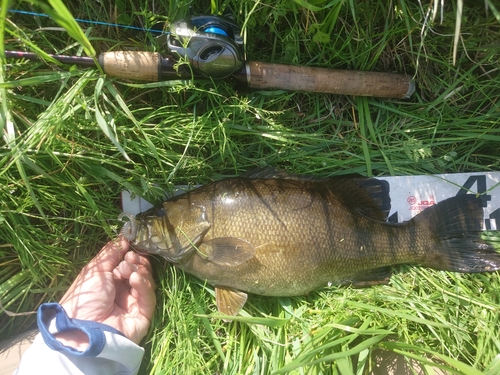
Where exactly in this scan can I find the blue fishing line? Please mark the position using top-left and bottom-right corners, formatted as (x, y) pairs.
(9, 9), (165, 34)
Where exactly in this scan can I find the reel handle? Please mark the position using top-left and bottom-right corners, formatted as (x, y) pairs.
(239, 61), (415, 99)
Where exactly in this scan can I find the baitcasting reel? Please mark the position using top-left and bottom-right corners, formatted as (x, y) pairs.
(164, 15), (245, 79)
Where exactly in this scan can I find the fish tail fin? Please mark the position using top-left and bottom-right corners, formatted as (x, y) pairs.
(412, 195), (500, 273)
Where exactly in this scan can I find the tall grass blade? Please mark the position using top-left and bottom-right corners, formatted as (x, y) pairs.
(94, 77), (131, 161)
(453, 0), (463, 66)
(29, 0), (95, 56)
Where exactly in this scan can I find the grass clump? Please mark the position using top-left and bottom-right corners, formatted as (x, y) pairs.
(1, 0), (500, 374)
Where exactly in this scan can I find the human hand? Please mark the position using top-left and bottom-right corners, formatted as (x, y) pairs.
(58, 238), (156, 346)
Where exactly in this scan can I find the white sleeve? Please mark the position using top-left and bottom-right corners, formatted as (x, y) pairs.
(14, 303), (144, 375)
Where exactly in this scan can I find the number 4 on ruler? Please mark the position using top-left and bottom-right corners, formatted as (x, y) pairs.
(456, 175), (497, 230)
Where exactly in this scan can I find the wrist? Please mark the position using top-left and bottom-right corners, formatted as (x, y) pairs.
(54, 329), (90, 350)
(38, 302), (126, 357)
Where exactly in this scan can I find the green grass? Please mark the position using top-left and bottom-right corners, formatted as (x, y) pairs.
(1, 0), (500, 374)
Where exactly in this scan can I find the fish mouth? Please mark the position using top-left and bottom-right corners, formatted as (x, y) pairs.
(118, 212), (137, 241)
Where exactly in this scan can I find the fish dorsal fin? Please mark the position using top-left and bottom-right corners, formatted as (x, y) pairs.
(326, 176), (391, 221)
(199, 237), (256, 266)
(216, 286), (248, 317)
(241, 166), (312, 180)
(243, 167), (391, 221)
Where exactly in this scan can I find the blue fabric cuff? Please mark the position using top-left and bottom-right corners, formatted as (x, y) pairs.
(37, 302), (126, 357)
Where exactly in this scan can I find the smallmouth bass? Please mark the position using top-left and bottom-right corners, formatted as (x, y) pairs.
(120, 169), (500, 316)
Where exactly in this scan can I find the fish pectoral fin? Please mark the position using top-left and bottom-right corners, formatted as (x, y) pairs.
(200, 237), (256, 266)
(215, 286), (248, 317)
(341, 266), (392, 288)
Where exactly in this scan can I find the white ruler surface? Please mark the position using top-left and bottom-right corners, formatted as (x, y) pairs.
(122, 172), (500, 230)
(377, 172), (500, 230)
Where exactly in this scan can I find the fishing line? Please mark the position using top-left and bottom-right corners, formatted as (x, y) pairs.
(8, 9), (165, 34)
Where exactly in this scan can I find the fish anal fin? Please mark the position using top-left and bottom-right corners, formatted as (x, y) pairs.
(199, 237), (255, 266)
(215, 286), (248, 318)
(341, 266), (392, 288)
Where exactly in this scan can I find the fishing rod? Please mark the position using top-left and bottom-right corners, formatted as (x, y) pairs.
(5, 13), (415, 99)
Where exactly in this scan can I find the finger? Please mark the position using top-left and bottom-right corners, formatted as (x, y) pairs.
(114, 260), (155, 288)
(124, 251), (153, 273)
(129, 271), (156, 322)
(87, 238), (130, 272)
(113, 260), (138, 280)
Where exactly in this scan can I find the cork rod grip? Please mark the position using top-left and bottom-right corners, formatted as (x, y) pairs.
(98, 51), (161, 81)
(246, 61), (415, 99)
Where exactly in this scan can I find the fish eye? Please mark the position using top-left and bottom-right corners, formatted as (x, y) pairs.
(156, 207), (166, 217)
